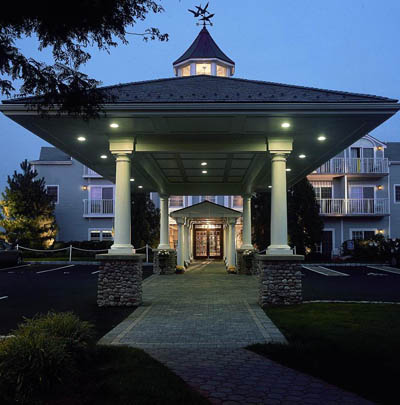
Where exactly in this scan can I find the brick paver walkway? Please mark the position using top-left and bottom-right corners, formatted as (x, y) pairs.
(100, 261), (373, 404)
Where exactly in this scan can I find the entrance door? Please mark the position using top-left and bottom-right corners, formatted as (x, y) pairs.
(194, 225), (223, 259)
(321, 230), (333, 257)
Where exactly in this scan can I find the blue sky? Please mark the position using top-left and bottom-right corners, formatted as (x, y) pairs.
(1, 0), (399, 191)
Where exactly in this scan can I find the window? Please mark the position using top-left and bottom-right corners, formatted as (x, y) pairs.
(310, 181), (332, 199)
(351, 230), (376, 240)
(349, 185), (374, 199)
(46, 185), (59, 204)
(196, 63), (211, 75)
(89, 229), (113, 241)
(181, 65), (191, 76)
(216, 64), (227, 77)
(233, 196), (243, 208)
(170, 196), (184, 207)
(89, 186), (113, 200)
(394, 185), (400, 203)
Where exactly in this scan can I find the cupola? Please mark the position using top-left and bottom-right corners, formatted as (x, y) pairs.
(173, 27), (235, 77)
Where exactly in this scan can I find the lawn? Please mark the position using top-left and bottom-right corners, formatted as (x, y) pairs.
(42, 345), (209, 405)
(250, 303), (400, 405)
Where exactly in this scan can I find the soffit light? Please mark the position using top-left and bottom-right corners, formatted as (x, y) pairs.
(317, 135), (326, 141)
(202, 170), (208, 174)
(77, 136), (86, 142)
(110, 123), (119, 128)
(138, 185), (143, 189)
(130, 178), (135, 182)
(299, 154), (306, 159)
(286, 168), (291, 172)
(281, 122), (291, 128)
(100, 155), (108, 159)
(268, 185), (272, 189)
(201, 162), (207, 166)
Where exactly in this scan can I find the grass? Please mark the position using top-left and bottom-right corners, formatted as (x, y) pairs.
(42, 345), (209, 405)
(249, 303), (400, 404)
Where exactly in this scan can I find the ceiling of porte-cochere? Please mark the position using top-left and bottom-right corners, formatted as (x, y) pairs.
(2, 75), (399, 195)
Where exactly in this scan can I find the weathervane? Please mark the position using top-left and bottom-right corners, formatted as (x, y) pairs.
(188, 3), (215, 27)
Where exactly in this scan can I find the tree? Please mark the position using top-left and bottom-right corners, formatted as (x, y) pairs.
(131, 193), (160, 248)
(0, 160), (57, 247)
(0, 1), (168, 118)
(252, 178), (323, 255)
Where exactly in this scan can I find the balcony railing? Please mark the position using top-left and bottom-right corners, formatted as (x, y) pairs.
(317, 198), (389, 215)
(83, 166), (102, 178)
(315, 158), (388, 174)
(83, 199), (114, 217)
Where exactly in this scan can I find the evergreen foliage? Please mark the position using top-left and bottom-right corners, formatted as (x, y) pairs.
(1, 1), (168, 118)
(131, 193), (160, 248)
(0, 160), (57, 247)
(252, 178), (323, 255)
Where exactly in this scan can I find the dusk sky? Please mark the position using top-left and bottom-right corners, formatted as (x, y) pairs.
(1, 0), (399, 191)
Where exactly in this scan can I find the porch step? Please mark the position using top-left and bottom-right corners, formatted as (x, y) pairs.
(367, 265), (400, 275)
(302, 265), (349, 276)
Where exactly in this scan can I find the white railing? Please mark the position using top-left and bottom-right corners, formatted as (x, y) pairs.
(316, 158), (388, 174)
(83, 166), (102, 178)
(83, 199), (114, 216)
(318, 198), (389, 215)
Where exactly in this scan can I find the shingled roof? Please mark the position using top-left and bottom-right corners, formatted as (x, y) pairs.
(173, 27), (235, 66)
(4, 75), (397, 105)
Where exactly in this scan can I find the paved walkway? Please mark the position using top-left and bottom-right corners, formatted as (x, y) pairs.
(100, 261), (373, 404)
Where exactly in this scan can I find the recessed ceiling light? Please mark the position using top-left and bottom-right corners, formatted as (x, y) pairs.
(299, 154), (306, 159)
(130, 178), (135, 182)
(317, 135), (326, 141)
(202, 170), (208, 174)
(138, 185), (143, 189)
(110, 123), (119, 128)
(268, 185), (272, 189)
(77, 136), (86, 142)
(286, 168), (291, 172)
(201, 162), (207, 166)
(281, 122), (291, 128)
(100, 155), (107, 159)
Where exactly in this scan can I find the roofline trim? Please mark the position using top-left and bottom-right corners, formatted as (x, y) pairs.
(30, 160), (72, 165)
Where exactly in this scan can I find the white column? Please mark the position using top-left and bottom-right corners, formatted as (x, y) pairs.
(158, 194), (170, 249)
(223, 224), (227, 263)
(241, 194), (253, 249)
(109, 153), (134, 254)
(266, 150), (292, 255)
(176, 218), (185, 269)
(227, 218), (237, 270)
(184, 223), (190, 264)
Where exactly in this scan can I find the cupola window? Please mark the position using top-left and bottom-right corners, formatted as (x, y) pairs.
(217, 65), (227, 77)
(196, 63), (212, 75)
(181, 65), (191, 77)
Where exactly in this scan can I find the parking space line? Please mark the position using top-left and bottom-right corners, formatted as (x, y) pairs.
(91, 270), (100, 274)
(36, 265), (75, 274)
(0, 264), (30, 272)
(0, 296), (8, 300)
(302, 265), (349, 276)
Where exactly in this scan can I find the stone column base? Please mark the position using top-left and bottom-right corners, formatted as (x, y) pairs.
(256, 254), (304, 307)
(153, 249), (177, 275)
(96, 254), (144, 307)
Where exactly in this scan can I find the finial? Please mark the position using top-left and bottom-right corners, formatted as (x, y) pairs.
(188, 2), (215, 27)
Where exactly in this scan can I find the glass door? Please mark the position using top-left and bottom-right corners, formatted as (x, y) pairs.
(209, 230), (221, 257)
(194, 225), (223, 259)
(195, 230), (208, 258)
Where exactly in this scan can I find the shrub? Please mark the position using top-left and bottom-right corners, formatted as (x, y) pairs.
(0, 312), (95, 404)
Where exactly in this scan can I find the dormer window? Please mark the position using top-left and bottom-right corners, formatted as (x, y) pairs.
(216, 64), (227, 77)
(196, 63), (211, 75)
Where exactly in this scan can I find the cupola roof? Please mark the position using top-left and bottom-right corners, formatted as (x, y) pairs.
(173, 27), (235, 66)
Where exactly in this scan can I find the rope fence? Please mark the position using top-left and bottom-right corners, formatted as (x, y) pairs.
(16, 244), (152, 263)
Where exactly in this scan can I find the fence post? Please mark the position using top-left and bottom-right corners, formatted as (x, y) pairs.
(146, 244), (149, 263)
(69, 245), (72, 262)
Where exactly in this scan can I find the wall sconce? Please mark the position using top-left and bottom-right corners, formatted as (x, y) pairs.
(378, 229), (384, 234)
(377, 185), (383, 190)
(81, 185), (88, 191)
(377, 146), (383, 151)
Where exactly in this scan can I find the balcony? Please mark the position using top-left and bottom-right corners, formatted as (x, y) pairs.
(317, 198), (389, 216)
(315, 158), (388, 175)
(83, 166), (102, 178)
(83, 199), (114, 217)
